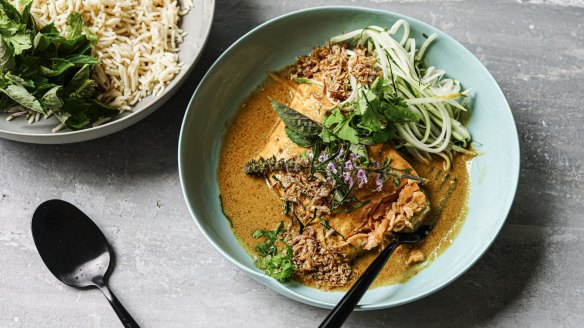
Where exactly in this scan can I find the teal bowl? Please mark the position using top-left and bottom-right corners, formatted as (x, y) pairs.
(178, 6), (519, 309)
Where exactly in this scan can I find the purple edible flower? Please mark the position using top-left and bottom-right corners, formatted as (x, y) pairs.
(326, 162), (338, 174)
(307, 152), (314, 159)
(336, 148), (345, 159)
(357, 169), (368, 187)
(342, 172), (354, 187)
(375, 173), (383, 191)
(318, 153), (328, 162)
(344, 160), (353, 171)
(350, 153), (360, 159)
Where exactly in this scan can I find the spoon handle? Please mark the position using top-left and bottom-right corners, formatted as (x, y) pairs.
(319, 240), (400, 328)
(98, 284), (141, 328)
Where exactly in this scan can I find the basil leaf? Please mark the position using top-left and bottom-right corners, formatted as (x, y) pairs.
(285, 127), (315, 147)
(318, 127), (337, 143)
(269, 98), (322, 137)
(1, 84), (44, 113)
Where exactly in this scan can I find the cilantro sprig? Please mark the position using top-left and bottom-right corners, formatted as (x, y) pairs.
(0, 1), (116, 130)
(252, 222), (295, 282)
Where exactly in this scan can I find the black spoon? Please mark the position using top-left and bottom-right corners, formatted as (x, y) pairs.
(319, 224), (434, 328)
(31, 199), (140, 328)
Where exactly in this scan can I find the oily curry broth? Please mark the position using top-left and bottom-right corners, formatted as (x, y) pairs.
(218, 78), (471, 290)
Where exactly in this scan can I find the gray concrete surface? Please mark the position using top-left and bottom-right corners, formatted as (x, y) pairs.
(1, 0), (583, 327)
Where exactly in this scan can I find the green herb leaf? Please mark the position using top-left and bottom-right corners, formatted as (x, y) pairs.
(19, 0), (35, 31)
(66, 54), (99, 66)
(253, 244), (295, 282)
(0, 0), (22, 23)
(253, 221), (284, 257)
(270, 97), (322, 138)
(40, 58), (74, 77)
(65, 12), (84, 39)
(285, 127), (315, 147)
(0, 36), (15, 71)
(40, 86), (62, 111)
(1, 84), (44, 113)
(18, 55), (39, 77)
(6, 33), (31, 55)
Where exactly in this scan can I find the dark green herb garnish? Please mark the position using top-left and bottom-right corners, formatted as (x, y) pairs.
(319, 217), (346, 241)
(252, 222), (295, 282)
(218, 195), (233, 227)
(0, 1), (116, 130)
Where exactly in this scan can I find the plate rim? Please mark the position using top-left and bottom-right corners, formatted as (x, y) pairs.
(178, 5), (520, 310)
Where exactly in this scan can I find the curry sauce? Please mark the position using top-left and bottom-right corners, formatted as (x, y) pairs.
(218, 78), (471, 290)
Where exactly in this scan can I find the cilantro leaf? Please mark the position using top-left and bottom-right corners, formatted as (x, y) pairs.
(252, 222), (295, 282)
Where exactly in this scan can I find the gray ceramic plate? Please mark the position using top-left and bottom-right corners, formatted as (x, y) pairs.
(179, 7), (519, 309)
(0, 0), (214, 144)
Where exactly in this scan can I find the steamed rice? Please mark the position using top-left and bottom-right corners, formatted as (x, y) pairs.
(10, 0), (193, 111)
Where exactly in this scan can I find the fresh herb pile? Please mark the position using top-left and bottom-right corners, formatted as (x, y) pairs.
(0, 0), (116, 130)
(251, 222), (295, 282)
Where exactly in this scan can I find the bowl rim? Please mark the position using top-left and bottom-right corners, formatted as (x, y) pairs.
(178, 5), (520, 310)
(0, 0), (215, 142)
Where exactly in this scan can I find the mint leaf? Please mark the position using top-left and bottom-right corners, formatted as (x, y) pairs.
(66, 54), (99, 66)
(40, 58), (74, 77)
(0, 0), (22, 23)
(0, 36), (15, 71)
(7, 33), (30, 55)
(40, 86), (62, 111)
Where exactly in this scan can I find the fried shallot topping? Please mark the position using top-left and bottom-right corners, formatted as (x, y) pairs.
(289, 44), (379, 101)
(291, 226), (352, 287)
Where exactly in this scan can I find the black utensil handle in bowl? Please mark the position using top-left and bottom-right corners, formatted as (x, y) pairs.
(97, 284), (141, 328)
(319, 241), (400, 328)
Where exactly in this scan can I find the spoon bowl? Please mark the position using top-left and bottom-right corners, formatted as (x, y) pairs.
(32, 200), (110, 288)
(32, 199), (140, 328)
